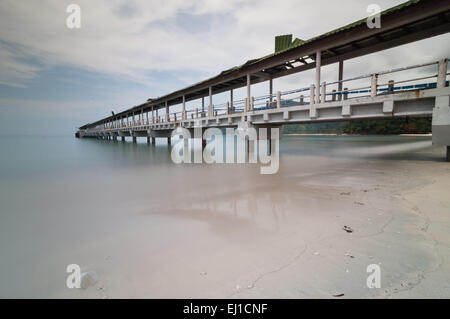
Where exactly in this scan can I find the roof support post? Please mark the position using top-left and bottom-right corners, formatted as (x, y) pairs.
(276, 91), (281, 109)
(315, 50), (321, 104)
(321, 82), (326, 103)
(202, 96), (205, 115)
(269, 78), (273, 103)
(165, 101), (169, 122)
(338, 60), (344, 101)
(246, 74), (251, 112)
(371, 74), (378, 97)
(437, 58), (448, 88)
(208, 86), (213, 117)
(230, 89), (233, 107)
(182, 95), (186, 120)
(152, 106), (154, 124)
(310, 84), (315, 104)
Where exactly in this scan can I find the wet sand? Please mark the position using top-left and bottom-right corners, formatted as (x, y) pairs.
(1, 135), (449, 298)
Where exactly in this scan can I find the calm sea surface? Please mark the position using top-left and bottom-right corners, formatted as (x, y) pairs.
(0, 134), (442, 297)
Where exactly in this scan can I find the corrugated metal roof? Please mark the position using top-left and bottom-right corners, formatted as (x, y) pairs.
(181, 0), (427, 89)
(275, 34), (293, 53)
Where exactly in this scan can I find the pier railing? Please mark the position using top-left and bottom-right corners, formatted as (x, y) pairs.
(85, 58), (448, 134)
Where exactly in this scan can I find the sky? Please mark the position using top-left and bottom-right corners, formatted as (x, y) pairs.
(0, 0), (449, 136)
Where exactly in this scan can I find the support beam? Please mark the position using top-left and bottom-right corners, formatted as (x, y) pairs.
(247, 74), (251, 108)
(338, 60), (344, 101)
(269, 78), (273, 103)
(202, 96), (205, 115)
(182, 95), (186, 120)
(230, 89), (233, 107)
(208, 86), (213, 117)
(437, 58), (448, 88)
(165, 101), (169, 122)
(315, 50), (321, 104)
(209, 86), (212, 106)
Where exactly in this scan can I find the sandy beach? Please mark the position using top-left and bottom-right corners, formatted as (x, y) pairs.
(1, 135), (449, 298)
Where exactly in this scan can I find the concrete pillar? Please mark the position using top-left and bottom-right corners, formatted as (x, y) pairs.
(447, 146), (450, 162)
(121, 136), (125, 142)
(152, 137), (156, 144)
(371, 74), (378, 97)
(437, 58), (448, 88)
(315, 50), (321, 104)
(146, 112), (149, 125)
(147, 136), (150, 144)
(132, 136), (137, 143)
(168, 137), (171, 145)
(432, 90), (450, 161)
(338, 60), (344, 101)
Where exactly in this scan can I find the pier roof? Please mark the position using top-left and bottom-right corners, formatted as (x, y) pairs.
(80, 0), (450, 129)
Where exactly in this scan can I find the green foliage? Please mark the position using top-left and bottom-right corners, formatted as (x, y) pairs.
(283, 117), (431, 135)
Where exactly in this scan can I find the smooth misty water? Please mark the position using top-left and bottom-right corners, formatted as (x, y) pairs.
(0, 134), (443, 298)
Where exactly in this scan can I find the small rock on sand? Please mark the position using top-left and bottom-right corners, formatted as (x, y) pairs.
(343, 225), (354, 233)
(80, 271), (98, 289)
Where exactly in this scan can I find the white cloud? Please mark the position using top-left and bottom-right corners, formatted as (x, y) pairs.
(0, 0), (448, 91)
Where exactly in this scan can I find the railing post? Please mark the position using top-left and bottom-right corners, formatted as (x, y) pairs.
(310, 84), (315, 104)
(226, 102), (230, 114)
(371, 74), (378, 97)
(300, 95), (304, 105)
(321, 81), (326, 103)
(437, 58), (448, 88)
(388, 80), (394, 94)
(276, 91), (281, 109)
(251, 96), (255, 111)
(332, 90), (336, 101)
(195, 108), (199, 119)
(343, 88), (348, 100)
